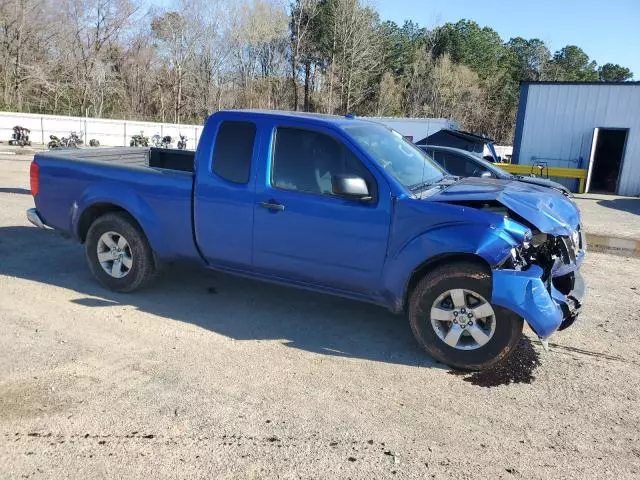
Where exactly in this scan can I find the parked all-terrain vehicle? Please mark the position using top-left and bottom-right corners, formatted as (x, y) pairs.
(47, 132), (83, 149)
(47, 135), (62, 149)
(152, 134), (173, 149)
(130, 133), (149, 147)
(64, 131), (83, 148)
(9, 126), (31, 146)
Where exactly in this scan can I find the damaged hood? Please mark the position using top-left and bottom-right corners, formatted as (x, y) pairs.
(428, 177), (580, 236)
(512, 175), (571, 195)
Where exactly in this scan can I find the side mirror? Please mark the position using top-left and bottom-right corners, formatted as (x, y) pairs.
(480, 171), (492, 179)
(331, 174), (372, 201)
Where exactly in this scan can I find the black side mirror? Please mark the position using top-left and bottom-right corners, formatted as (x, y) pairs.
(331, 174), (372, 201)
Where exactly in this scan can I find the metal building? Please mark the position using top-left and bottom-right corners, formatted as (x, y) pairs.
(513, 81), (640, 196)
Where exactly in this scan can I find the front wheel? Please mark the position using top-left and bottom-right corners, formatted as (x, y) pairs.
(85, 212), (157, 292)
(408, 262), (523, 371)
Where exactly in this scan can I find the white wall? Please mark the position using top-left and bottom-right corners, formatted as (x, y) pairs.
(515, 83), (640, 196)
(0, 111), (204, 149)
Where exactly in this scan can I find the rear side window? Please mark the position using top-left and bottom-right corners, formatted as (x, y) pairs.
(212, 121), (256, 184)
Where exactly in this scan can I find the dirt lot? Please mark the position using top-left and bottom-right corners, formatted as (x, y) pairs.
(1, 150), (639, 479)
(573, 193), (640, 240)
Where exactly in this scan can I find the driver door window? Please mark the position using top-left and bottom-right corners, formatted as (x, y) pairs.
(272, 127), (376, 200)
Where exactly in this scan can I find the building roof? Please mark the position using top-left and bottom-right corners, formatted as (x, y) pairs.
(417, 128), (494, 145)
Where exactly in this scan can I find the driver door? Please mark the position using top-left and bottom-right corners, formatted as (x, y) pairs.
(252, 125), (391, 294)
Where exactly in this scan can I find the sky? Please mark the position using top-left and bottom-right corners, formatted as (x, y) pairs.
(374, 0), (640, 79)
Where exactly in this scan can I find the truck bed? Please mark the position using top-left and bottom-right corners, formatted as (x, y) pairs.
(33, 146), (199, 261)
(42, 147), (195, 173)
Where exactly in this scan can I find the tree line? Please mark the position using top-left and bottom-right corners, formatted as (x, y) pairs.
(0, 0), (634, 143)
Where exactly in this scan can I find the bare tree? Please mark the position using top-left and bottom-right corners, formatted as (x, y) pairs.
(188, 0), (229, 119)
(61, 0), (138, 116)
(376, 72), (401, 116)
(151, 5), (203, 123)
(289, 0), (319, 110)
(227, 0), (288, 109)
(0, 0), (58, 110)
(320, 0), (381, 114)
(1, 0), (610, 144)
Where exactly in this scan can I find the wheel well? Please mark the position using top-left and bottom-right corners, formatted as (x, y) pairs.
(78, 204), (139, 243)
(403, 253), (492, 311)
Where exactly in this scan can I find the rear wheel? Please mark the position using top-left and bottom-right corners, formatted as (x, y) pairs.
(408, 262), (523, 371)
(85, 212), (156, 292)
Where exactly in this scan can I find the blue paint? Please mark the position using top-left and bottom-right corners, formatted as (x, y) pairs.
(492, 266), (563, 338)
(429, 176), (580, 236)
(31, 109), (585, 341)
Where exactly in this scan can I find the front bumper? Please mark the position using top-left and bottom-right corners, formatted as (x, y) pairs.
(491, 265), (586, 339)
(554, 270), (585, 331)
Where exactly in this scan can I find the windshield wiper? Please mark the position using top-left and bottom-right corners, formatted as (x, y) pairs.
(409, 181), (434, 192)
(408, 175), (450, 193)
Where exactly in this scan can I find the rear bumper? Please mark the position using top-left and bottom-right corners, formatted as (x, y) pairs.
(491, 265), (586, 339)
(26, 208), (46, 229)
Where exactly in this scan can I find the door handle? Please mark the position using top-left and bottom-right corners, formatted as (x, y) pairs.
(260, 201), (285, 212)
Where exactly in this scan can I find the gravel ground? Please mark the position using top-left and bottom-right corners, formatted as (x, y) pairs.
(1, 151), (639, 479)
(573, 194), (640, 240)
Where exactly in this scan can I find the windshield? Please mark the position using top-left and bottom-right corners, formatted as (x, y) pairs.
(343, 124), (445, 190)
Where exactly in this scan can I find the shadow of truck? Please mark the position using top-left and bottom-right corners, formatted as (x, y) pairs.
(597, 198), (640, 216)
(0, 225), (442, 369)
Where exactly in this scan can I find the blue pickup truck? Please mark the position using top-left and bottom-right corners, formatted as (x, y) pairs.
(26, 110), (585, 370)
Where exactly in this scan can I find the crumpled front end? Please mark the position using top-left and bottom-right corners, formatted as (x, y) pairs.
(427, 176), (586, 338)
(491, 227), (587, 339)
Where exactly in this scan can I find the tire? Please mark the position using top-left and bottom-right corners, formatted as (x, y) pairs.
(408, 262), (523, 371)
(85, 212), (157, 292)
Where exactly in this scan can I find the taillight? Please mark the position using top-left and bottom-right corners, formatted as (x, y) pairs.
(30, 161), (39, 197)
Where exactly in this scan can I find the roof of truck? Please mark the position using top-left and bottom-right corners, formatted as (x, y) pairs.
(218, 109), (376, 127)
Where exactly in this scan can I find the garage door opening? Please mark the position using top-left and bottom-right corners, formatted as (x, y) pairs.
(586, 128), (629, 193)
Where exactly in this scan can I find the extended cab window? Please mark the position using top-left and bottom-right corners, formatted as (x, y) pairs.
(272, 127), (376, 199)
(212, 121), (256, 184)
